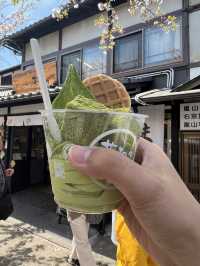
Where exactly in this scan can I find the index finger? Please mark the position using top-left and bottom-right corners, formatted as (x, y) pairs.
(135, 138), (173, 172)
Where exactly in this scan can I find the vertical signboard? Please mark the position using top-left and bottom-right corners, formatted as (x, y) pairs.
(180, 103), (200, 130)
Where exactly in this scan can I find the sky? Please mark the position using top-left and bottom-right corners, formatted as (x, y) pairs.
(0, 0), (59, 71)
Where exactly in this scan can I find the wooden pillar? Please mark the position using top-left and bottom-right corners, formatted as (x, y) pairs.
(5, 107), (14, 192)
(171, 102), (180, 172)
(26, 126), (33, 187)
(5, 106), (13, 168)
(3, 107), (9, 147)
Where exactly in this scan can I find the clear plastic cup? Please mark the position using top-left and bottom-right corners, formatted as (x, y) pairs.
(41, 109), (147, 214)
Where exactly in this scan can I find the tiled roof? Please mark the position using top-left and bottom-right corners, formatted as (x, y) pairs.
(0, 87), (62, 107)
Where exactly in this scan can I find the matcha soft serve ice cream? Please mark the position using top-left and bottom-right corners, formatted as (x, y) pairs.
(41, 65), (146, 213)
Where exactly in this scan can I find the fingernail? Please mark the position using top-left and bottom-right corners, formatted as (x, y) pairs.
(68, 146), (92, 165)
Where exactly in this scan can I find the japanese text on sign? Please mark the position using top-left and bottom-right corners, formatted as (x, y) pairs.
(180, 103), (200, 130)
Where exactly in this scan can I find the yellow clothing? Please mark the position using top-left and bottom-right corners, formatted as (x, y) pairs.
(116, 212), (157, 266)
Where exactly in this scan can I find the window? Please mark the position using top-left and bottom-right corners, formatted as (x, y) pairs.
(190, 11), (200, 63)
(61, 51), (81, 83)
(1, 74), (12, 85)
(144, 18), (182, 66)
(113, 32), (142, 73)
(82, 44), (106, 79)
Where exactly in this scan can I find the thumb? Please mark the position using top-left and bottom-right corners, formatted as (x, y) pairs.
(68, 146), (163, 207)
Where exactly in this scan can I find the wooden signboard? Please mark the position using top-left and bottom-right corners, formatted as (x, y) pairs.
(13, 61), (57, 94)
(180, 103), (200, 130)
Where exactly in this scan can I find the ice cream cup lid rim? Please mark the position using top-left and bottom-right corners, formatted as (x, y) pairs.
(39, 109), (148, 119)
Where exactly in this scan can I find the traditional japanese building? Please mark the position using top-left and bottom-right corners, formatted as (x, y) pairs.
(0, 0), (200, 199)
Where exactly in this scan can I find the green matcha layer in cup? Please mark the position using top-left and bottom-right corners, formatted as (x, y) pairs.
(41, 65), (146, 214)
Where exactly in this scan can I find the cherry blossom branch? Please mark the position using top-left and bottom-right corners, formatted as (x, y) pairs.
(0, 0), (37, 40)
(52, 0), (176, 51)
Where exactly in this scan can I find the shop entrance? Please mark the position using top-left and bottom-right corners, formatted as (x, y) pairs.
(180, 132), (200, 202)
(11, 126), (49, 192)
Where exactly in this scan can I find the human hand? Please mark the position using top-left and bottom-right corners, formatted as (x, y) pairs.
(68, 138), (200, 266)
(5, 168), (14, 177)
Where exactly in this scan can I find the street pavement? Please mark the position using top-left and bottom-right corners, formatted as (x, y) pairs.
(0, 218), (71, 266)
(0, 186), (116, 266)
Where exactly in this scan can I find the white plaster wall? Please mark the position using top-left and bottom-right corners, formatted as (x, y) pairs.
(138, 105), (165, 149)
(189, 0), (200, 5)
(159, 0), (182, 14)
(61, 4), (144, 49)
(190, 67), (200, 79)
(25, 43), (32, 61)
(62, 14), (102, 49)
(116, 4), (143, 29)
(10, 103), (44, 114)
(25, 31), (59, 61)
(117, 0), (182, 29)
(62, 1), (182, 49)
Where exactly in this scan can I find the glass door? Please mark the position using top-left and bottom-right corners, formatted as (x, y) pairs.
(180, 132), (200, 202)
(30, 126), (49, 185)
(11, 127), (30, 192)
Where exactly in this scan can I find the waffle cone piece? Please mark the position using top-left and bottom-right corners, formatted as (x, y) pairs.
(83, 74), (131, 109)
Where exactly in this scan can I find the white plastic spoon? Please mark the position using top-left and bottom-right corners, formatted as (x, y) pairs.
(30, 38), (61, 142)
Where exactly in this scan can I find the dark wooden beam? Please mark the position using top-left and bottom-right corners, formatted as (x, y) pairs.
(171, 102), (180, 172)
(58, 29), (62, 51)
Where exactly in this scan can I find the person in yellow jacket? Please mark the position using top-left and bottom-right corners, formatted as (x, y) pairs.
(115, 211), (158, 266)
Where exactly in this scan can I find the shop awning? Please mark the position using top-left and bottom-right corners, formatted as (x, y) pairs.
(134, 75), (200, 105)
(134, 88), (200, 104)
(6, 114), (42, 127)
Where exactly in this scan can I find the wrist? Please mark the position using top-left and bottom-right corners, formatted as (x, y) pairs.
(170, 207), (200, 266)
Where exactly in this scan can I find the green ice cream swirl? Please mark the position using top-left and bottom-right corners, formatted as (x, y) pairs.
(46, 65), (141, 213)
